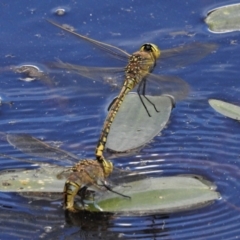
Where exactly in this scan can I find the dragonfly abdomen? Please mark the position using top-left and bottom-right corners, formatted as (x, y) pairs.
(95, 54), (153, 164)
(95, 78), (137, 161)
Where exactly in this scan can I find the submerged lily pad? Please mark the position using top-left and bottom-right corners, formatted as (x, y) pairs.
(106, 93), (173, 152)
(209, 99), (240, 120)
(0, 167), (219, 214)
(205, 4), (240, 33)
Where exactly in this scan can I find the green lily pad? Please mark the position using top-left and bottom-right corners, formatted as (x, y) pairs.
(0, 167), (219, 214)
(106, 93), (173, 152)
(209, 99), (240, 120)
(205, 4), (240, 33)
(90, 176), (219, 214)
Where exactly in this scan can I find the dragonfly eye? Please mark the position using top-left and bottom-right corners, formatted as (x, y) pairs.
(140, 43), (160, 59)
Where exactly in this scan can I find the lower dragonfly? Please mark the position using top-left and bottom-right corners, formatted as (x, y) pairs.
(0, 132), (131, 212)
(47, 20), (217, 164)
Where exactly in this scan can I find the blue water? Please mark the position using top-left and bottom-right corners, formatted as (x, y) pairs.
(1, 0), (240, 239)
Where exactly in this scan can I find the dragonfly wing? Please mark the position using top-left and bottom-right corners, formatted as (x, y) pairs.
(145, 73), (190, 101)
(5, 133), (79, 165)
(48, 60), (125, 89)
(47, 19), (130, 62)
(56, 167), (73, 179)
(107, 167), (150, 189)
(159, 42), (217, 70)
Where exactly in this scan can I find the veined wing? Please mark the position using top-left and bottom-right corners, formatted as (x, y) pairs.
(48, 60), (125, 89)
(0, 152), (106, 192)
(49, 60), (189, 102)
(158, 42), (217, 70)
(0, 132), (79, 165)
(48, 20), (216, 70)
(0, 134), (105, 196)
(47, 19), (130, 61)
(0, 132), (145, 184)
(0, 152), (147, 204)
(107, 167), (149, 186)
(145, 73), (190, 101)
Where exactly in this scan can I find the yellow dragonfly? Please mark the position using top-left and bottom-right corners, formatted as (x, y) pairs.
(47, 20), (217, 165)
(0, 132), (135, 212)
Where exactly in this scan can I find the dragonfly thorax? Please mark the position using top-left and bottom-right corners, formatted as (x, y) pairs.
(126, 52), (156, 79)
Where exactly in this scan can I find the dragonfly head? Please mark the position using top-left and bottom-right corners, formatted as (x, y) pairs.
(101, 158), (113, 177)
(140, 43), (160, 60)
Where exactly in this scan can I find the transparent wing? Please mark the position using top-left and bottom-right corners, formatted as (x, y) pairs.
(47, 19), (130, 61)
(106, 167), (150, 189)
(0, 132), (79, 165)
(48, 60), (189, 101)
(145, 73), (190, 101)
(48, 21), (217, 68)
(158, 42), (217, 70)
(48, 21), (217, 93)
(48, 60), (125, 89)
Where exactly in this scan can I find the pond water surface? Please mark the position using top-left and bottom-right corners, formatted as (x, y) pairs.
(1, 0), (240, 239)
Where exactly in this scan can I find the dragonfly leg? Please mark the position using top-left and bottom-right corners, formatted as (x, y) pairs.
(78, 187), (103, 212)
(102, 181), (131, 199)
(143, 94), (159, 113)
(137, 79), (159, 116)
(137, 80), (151, 117)
(77, 186), (94, 207)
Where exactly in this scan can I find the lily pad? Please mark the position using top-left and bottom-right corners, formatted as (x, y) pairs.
(106, 93), (173, 152)
(89, 176), (219, 214)
(0, 168), (220, 214)
(209, 99), (240, 120)
(205, 4), (240, 33)
(0, 167), (66, 192)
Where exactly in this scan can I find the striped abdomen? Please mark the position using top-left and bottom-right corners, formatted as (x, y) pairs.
(95, 53), (152, 162)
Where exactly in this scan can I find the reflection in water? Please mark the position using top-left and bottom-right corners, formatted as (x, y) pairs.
(0, 199), (172, 239)
(65, 211), (116, 239)
(64, 211), (171, 239)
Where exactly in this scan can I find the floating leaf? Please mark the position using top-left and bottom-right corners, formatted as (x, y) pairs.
(209, 99), (240, 120)
(88, 176), (219, 214)
(106, 93), (173, 152)
(0, 168), (220, 214)
(205, 4), (240, 33)
(0, 167), (66, 192)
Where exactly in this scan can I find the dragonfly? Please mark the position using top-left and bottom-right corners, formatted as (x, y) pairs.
(0, 132), (134, 212)
(47, 20), (217, 165)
